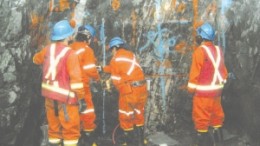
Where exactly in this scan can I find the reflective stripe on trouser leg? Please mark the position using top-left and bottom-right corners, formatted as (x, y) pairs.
(210, 96), (224, 127)
(81, 87), (96, 131)
(192, 96), (224, 131)
(63, 139), (79, 146)
(48, 138), (62, 144)
(46, 98), (81, 141)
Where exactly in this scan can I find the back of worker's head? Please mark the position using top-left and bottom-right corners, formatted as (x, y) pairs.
(76, 24), (96, 42)
(51, 20), (75, 41)
(196, 22), (215, 42)
(109, 37), (125, 50)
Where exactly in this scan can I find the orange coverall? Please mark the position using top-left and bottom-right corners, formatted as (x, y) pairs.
(70, 41), (100, 132)
(103, 48), (148, 131)
(33, 42), (85, 145)
(188, 41), (228, 132)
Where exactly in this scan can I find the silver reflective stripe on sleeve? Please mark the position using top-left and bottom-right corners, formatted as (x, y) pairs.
(111, 75), (121, 81)
(83, 64), (96, 70)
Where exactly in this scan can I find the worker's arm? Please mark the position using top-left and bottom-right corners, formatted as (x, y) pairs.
(67, 50), (88, 113)
(33, 47), (47, 65)
(187, 47), (204, 93)
(67, 50), (85, 100)
(82, 48), (100, 81)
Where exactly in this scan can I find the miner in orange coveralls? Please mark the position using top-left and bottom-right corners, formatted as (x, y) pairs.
(187, 22), (228, 146)
(100, 37), (148, 146)
(33, 20), (87, 146)
(70, 24), (100, 146)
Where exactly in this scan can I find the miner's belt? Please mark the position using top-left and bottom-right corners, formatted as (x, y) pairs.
(131, 80), (146, 87)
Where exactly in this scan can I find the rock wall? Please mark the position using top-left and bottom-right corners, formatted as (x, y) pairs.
(0, 0), (260, 145)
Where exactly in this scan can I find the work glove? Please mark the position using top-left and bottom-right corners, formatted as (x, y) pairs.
(96, 66), (103, 72)
(100, 79), (112, 92)
(78, 98), (87, 114)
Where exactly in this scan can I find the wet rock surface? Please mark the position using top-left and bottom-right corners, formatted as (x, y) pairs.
(0, 0), (260, 146)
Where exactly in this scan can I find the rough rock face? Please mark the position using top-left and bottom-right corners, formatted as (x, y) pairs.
(0, 0), (260, 146)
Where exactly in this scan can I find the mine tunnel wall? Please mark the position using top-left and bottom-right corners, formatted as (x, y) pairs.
(0, 0), (260, 145)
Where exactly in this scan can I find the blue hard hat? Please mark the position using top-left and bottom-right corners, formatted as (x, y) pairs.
(196, 22), (215, 41)
(84, 25), (96, 37)
(51, 20), (75, 41)
(109, 37), (125, 49)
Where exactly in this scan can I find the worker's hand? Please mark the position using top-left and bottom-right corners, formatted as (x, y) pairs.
(100, 79), (112, 92)
(96, 66), (103, 72)
(78, 99), (87, 114)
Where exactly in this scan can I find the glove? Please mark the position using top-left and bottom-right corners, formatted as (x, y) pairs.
(78, 99), (87, 113)
(96, 66), (103, 72)
(100, 79), (112, 92)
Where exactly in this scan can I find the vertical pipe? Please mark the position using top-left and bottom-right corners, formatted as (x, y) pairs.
(100, 18), (107, 134)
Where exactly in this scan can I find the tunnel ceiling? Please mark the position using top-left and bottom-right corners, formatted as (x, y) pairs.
(0, 0), (260, 146)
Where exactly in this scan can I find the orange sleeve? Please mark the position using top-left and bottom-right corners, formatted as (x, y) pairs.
(33, 47), (47, 65)
(187, 47), (204, 92)
(83, 48), (100, 81)
(67, 50), (85, 100)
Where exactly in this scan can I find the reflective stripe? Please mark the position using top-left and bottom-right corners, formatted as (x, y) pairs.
(70, 83), (84, 89)
(115, 55), (142, 75)
(119, 109), (134, 116)
(197, 130), (208, 132)
(136, 124), (144, 127)
(124, 128), (134, 131)
(188, 82), (224, 91)
(45, 44), (71, 80)
(134, 109), (141, 114)
(111, 75), (121, 81)
(49, 138), (61, 144)
(42, 83), (75, 98)
(213, 125), (222, 129)
(81, 108), (95, 114)
(83, 64), (96, 70)
(63, 139), (78, 145)
(188, 82), (197, 89)
(76, 48), (85, 55)
(202, 45), (224, 84)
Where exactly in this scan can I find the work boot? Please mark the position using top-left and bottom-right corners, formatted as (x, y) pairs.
(121, 130), (135, 146)
(82, 131), (98, 146)
(196, 132), (214, 146)
(213, 128), (224, 146)
(135, 126), (145, 146)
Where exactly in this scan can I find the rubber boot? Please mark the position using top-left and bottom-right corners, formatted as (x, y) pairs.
(121, 130), (135, 146)
(135, 126), (145, 146)
(213, 128), (224, 146)
(82, 131), (97, 146)
(196, 132), (214, 146)
(40, 125), (49, 146)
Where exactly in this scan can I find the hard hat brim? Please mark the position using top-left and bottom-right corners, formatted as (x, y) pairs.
(51, 29), (75, 41)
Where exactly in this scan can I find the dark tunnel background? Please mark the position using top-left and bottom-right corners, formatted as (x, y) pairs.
(0, 0), (260, 146)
